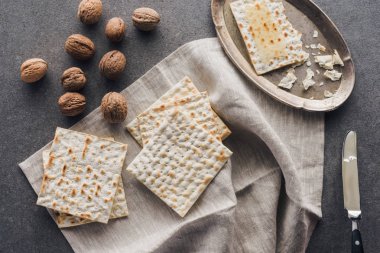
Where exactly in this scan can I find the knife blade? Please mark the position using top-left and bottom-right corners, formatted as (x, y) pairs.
(342, 131), (364, 253)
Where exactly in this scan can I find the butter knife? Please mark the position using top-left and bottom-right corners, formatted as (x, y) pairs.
(342, 131), (364, 253)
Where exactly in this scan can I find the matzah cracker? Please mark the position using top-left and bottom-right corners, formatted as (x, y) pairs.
(126, 76), (231, 146)
(230, 0), (309, 75)
(127, 110), (233, 217)
(126, 76), (198, 146)
(42, 149), (128, 228)
(138, 92), (221, 146)
(36, 128), (128, 224)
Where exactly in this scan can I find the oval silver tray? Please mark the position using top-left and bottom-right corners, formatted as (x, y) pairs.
(211, 0), (355, 111)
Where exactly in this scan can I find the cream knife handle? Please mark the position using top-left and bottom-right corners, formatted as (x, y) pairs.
(352, 220), (364, 253)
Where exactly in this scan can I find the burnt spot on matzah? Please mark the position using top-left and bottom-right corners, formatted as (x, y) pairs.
(57, 178), (64, 186)
(81, 137), (92, 159)
(40, 175), (49, 193)
(46, 153), (55, 168)
(80, 213), (91, 219)
(61, 164), (67, 176)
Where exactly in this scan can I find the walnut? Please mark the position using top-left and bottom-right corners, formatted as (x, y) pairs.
(132, 7), (160, 31)
(105, 17), (126, 42)
(20, 58), (48, 83)
(77, 0), (102, 25)
(99, 50), (126, 80)
(65, 34), (95, 61)
(61, 67), (86, 91)
(58, 92), (86, 116)
(101, 92), (128, 123)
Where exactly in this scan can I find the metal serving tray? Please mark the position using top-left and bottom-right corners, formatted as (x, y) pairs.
(211, 0), (355, 111)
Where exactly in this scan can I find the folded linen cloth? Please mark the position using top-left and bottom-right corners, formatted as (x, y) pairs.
(19, 38), (324, 253)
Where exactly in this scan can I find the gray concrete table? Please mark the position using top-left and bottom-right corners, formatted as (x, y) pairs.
(0, 0), (379, 252)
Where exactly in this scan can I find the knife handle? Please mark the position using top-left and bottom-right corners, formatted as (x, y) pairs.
(352, 220), (364, 253)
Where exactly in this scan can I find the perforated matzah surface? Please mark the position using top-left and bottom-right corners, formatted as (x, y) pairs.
(42, 150), (128, 228)
(127, 111), (233, 217)
(36, 128), (128, 224)
(126, 76), (198, 146)
(126, 76), (231, 146)
(137, 92), (221, 146)
(230, 0), (308, 74)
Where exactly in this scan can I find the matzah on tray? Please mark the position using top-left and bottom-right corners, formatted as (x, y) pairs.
(230, 0), (308, 75)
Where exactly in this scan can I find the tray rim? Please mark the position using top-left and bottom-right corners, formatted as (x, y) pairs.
(211, 0), (355, 112)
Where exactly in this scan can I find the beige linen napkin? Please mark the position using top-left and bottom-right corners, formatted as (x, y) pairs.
(19, 38), (324, 253)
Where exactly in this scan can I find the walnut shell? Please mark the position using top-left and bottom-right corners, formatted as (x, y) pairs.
(61, 67), (87, 91)
(132, 7), (160, 31)
(20, 58), (48, 83)
(99, 50), (126, 80)
(77, 0), (102, 25)
(58, 92), (86, 116)
(105, 17), (126, 42)
(101, 92), (128, 123)
(65, 34), (95, 61)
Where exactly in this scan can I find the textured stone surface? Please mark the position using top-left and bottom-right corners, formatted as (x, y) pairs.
(0, 0), (378, 252)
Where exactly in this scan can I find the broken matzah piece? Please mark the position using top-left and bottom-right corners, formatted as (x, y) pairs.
(126, 76), (231, 146)
(302, 68), (315, 90)
(278, 68), (297, 90)
(138, 92), (221, 146)
(230, 0), (309, 75)
(324, 69), (342, 81)
(127, 110), (233, 217)
(314, 50), (344, 70)
(36, 127), (128, 224)
(42, 149), (128, 228)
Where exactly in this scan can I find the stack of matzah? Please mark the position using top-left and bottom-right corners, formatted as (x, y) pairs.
(36, 127), (129, 228)
(126, 77), (233, 217)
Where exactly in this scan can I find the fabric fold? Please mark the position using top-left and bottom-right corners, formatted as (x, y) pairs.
(19, 38), (324, 253)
